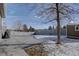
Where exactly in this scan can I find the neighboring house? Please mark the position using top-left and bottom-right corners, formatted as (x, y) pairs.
(67, 24), (79, 38)
(0, 3), (5, 38)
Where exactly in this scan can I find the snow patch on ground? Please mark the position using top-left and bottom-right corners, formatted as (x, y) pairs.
(33, 35), (79, 56)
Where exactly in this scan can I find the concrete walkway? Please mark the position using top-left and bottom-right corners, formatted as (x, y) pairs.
(0, 47), (28, 56)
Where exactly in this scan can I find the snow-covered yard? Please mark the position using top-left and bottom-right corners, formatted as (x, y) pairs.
(0, 32), (79, 56)
(34, 35), (79, 56)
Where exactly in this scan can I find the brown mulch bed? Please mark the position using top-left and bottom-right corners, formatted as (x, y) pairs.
(24, 44), (48, 56)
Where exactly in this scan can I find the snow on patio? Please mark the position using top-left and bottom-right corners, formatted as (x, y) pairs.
(0, 32), (43, 56)
(0, 32), (43, 45)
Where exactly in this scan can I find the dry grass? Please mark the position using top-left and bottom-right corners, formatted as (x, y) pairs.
(24, 45), (48, 56)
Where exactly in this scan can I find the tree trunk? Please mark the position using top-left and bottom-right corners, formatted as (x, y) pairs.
(56, 3), (61, 44)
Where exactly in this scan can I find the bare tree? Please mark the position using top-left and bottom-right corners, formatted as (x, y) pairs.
(15, 20), (22, 31)
(48, 26), (52, 30)
(37, 3), (79, 45)
(29, 26), (35, 32)
(23, 24), (28, 32)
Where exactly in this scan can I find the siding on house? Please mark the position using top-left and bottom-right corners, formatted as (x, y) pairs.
(0, 3), (5, 38)
(0, 3), (5, 18)
(67, 25), (79, 38)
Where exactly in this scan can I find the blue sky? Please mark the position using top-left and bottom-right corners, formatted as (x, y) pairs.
(4, 3), (79, 29)
(4, 3), (55, 29)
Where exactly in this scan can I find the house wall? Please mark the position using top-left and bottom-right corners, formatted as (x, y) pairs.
(67, 25), (79, 37)
(0, 3), (5, 39)
(0, 16), (2, 38)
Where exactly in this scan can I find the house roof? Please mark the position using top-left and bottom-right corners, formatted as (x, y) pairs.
(0, 3), (5, 18)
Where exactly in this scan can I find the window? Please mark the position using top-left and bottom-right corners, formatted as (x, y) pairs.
(75, 25), (79, 31)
